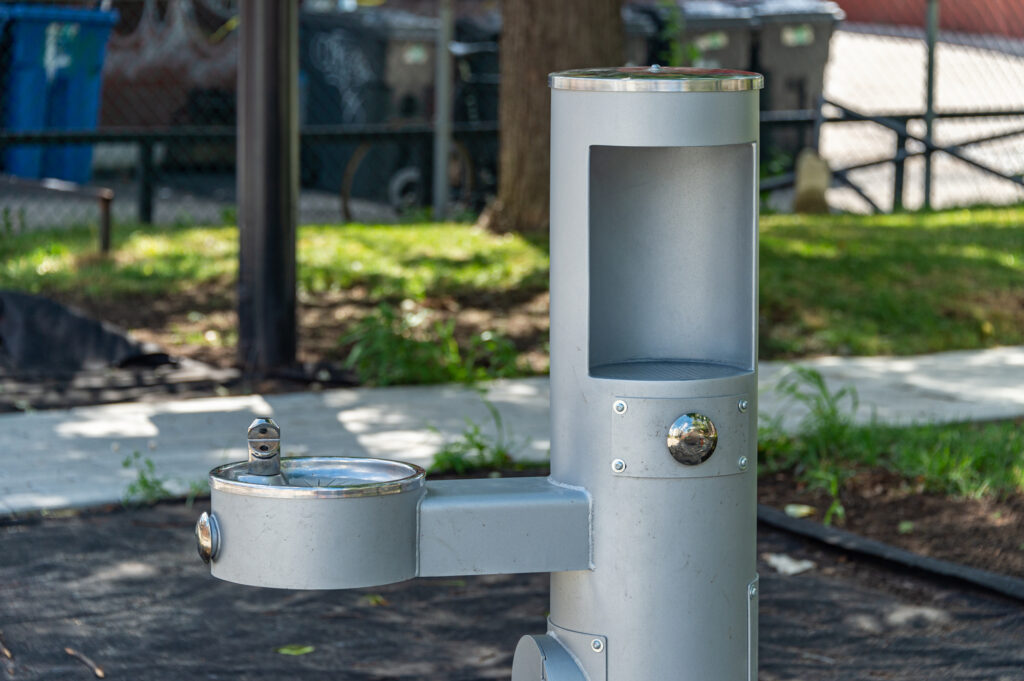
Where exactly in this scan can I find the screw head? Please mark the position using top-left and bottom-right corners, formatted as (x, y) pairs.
(738, 399), (749, 413)
(649, 63), (661, 72)
(611, 458), (627, 473)
(738, 455), (749, 471)
(749, 584), (758, 598)
(612, 400), (628, 415)
(591, 639), (604, 653)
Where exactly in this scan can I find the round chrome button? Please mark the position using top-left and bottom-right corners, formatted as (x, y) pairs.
(195, 511), (220, 564)
(667, 413), (718, 465)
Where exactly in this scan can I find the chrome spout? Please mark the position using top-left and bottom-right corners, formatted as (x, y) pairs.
(247, 417), (282, 476)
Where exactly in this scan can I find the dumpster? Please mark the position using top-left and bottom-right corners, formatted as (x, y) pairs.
(683, 1), (756, 70)
(0, 4), (118, 183)
(754, 0), (844, 111)
(299, 9), (392, 196)
(753, 0), (845, 151)
(630, 2), (754, 73)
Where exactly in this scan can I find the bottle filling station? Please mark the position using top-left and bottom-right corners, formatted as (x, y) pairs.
(196, 66), (764, 681)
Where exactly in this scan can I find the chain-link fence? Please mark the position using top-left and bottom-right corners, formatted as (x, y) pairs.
(1, 0), (1021, 229)
(0, 0), (500, 231)
(820, 0), (1024, 212)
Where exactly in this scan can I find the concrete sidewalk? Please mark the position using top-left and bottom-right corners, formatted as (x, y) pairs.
(3, 345), (1024, 517)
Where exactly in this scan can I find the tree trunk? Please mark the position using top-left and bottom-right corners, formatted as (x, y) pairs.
(482, 0), (624, 235)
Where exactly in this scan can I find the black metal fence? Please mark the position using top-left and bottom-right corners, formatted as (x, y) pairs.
(0, 0), (502, 230)
(815, 0), (1024, 212)
(1, 0), (1022, 229)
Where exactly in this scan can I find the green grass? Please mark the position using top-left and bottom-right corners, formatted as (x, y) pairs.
(0, 221), (549, 302)
(298, 223), (548, 300)
(760, 207), (1024, 357)
(3, 207), (1023, 360)
(0, 224), (238, 298)
(760, 368), (1024, 512)
(428, 394), (548, 475)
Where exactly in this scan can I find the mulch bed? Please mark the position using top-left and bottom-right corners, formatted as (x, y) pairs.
(0, 501), (1021, 680)
(759, 469), (1024, 580)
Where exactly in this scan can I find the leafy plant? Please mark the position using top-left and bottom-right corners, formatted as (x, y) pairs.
(812, 469), (846, 526)
(122, 451), (172, 504)
(760, 367), (862, 524)
(777, 366), (860, 462)
(341, 303), (521, 386)
(122, 451), (211, 506)
(359, 593), (390, 607)
(185, 479), (210, 508)
(429, 395), (543, 475)
(656, 0), (701, 66)
(761, 367), (1024, 522)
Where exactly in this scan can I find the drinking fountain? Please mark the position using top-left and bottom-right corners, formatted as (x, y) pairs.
(197, 66), (763, 681)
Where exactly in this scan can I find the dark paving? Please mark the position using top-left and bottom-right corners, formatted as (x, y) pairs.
(1, 502), (1022, 680)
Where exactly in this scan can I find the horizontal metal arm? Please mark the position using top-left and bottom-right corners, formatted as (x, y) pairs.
(418, 477), (592, 577)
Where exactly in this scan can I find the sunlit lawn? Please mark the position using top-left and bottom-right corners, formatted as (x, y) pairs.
(3, 206), (1023, 359)
(759, 207), (1024, 357)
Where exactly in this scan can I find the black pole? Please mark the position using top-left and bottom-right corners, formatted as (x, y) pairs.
(893, 132), (907, 212)
(138, 140), (154, 224)
(236, 0), (298, 374)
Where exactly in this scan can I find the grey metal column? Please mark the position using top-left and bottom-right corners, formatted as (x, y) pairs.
(544, 67), (763, 681)
(237, 0), (299, 373)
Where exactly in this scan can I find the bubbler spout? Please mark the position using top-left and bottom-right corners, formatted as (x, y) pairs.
(246, 417), (282, 477)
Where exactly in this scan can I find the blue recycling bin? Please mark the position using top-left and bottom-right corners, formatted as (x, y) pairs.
(0, 4), (118, 183)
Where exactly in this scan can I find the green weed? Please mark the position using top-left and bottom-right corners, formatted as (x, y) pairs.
(185, 479), (211, 508)
(122, 451), (173, 505)
(341, 303), (522, 386)
(122, 451), (211, 506)
(429, 395), (544, 475)
(760, 367), (862, 523)
(656, 0), (701, 66)
(760, 368), (1024, 522)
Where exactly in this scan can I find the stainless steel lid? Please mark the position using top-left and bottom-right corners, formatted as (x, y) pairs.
(210, 456), (426, 499)
(549, 66), (764, 92)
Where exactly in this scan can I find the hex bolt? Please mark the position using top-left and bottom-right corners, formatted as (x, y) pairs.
(738, 455), (749, 472)
(591, 639), (604, 653)
(612, 399), (628, 415)
(738, 399), (749, 413)
(611, 458), (627, 473)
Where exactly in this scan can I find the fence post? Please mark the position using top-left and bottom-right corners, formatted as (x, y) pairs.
(99, 194), (112, 253)
(138, 140), (154, 224)
(893, 131), (907, 211)
(923, 0), (939, 210)
(432, 0), (454, 220)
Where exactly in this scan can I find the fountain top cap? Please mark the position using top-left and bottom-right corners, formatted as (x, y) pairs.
(210, 456), (425, 499)
(549, 66), (764, 93)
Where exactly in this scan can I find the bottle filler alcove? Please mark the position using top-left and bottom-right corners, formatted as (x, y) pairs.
(196, 66), (764, 681)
